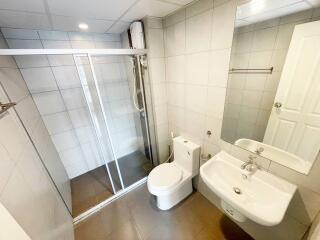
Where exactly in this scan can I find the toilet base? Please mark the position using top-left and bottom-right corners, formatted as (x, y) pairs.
(156, 180), (193, 210)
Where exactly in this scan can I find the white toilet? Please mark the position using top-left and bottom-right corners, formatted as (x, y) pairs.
(147, 136), (200, 210)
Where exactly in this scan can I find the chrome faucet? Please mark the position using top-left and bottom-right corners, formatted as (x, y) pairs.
(240, 155), (258, 172)
(255, 147), (264, 155)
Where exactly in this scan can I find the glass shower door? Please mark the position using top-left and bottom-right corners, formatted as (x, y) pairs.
(73, 54), (124, 192)
(84, 54), (155, 188)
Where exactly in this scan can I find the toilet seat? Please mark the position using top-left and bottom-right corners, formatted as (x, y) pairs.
(148, 163), (182, 191)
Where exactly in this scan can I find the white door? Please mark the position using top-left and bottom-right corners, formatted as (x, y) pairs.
(264, 20), (320, 163)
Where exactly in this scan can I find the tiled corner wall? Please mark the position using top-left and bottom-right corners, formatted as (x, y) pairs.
(1, 28), (141, 179)
(0, 33), (73, 239)
(143, 17), (169, 163)
(163, 0), (237, 158)
(222, 7), (320, 143)
(162, 0), (320, 240)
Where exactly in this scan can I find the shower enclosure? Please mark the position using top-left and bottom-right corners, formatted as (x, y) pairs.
(0, 48), (158, 217)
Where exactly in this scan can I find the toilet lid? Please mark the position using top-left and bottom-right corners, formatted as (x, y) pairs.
(149, 163), (182, 191)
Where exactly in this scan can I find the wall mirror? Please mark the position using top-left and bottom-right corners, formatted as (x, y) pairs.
(221, 1), (320, 174)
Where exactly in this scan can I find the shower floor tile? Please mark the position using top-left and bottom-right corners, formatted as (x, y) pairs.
(71, 165), (113, 217)
(71, 151), (152, 217)
(74, 184), (254, 240)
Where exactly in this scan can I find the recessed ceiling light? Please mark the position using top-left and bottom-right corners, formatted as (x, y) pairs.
(78, 23), (89, 30)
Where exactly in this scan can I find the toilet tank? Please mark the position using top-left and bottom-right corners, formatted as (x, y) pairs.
(173, 137), (201, 177)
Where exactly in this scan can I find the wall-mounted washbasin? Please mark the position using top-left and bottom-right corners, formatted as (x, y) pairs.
(200, 151), (297, 226)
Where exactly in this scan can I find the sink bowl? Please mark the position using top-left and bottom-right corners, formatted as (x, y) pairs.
(200, 151), (297, 226)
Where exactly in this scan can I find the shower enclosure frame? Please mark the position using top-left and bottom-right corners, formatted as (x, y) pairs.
(0, 48), (158, 222)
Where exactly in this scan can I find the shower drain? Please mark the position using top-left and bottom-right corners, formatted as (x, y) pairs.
(233, 187), (242, 195)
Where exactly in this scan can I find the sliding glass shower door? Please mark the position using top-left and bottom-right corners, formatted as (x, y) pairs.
(74, 53), (156, 189)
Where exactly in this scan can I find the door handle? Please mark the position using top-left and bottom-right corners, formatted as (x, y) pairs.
(274, 102), (282, 109)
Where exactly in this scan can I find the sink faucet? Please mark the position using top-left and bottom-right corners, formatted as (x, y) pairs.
(241, 155), (258, 172)
(255, 147), (264, 155)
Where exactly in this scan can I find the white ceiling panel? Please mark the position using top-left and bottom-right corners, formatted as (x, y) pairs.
(51, 15), (114, 33)
(237, 0), (304, 20)
(122, 0), (180, 21)
(236, 0), (316, 26)
(46, 0), (137, 20)
(0, 0), (46, 13)
(243, 1), (311, 24)
(0, 10), (51, 30)
(107, 21), (131, 34)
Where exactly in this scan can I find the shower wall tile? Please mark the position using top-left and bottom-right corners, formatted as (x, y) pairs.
(15, 55), (50, 68)
(6, 39), (43, 49)
(52, 130), (79, 152)
(21, 67), (57, 93)
(0, 80), (73, 239)
(1, 28), (39, 39)
(52, 66), (81, 89)
(148, 28), (165, 58)
(42, 40), (71, 49)
(0, 68), (29, 102)
(61, 88), (86, 110)
(38, 30), (69, 41)
(142, 17), (169, 163)
(33, 91), (66, 115)
(68, 107), (91, 128)
(43, 112), (73, 135)
(164, 21), (186, 57)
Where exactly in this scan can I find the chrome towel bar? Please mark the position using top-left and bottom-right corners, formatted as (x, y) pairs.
(229, 67), (273, 74)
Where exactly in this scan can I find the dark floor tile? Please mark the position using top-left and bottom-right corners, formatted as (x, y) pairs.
(75, 184), (253, 240)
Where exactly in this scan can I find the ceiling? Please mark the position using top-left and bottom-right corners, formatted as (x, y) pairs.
(0, 0), (193, 33)
(236, 0), (320, 27)
(1, 0), (319, 33)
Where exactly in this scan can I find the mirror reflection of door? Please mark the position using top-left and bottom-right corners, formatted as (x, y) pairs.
(221, 4), (320, 175)
(264, 20), (320, 167)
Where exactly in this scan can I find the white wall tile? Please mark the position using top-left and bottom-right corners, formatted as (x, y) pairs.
(38, 31), (69, 40)
(166, 55), (185, 83)
(61, 88), (86, 110)
(52, 66), (81, 89)
(42, 40), (71, 49)
(185, 84), (207, 114)
(51, 131), (78, 152)
(6, 39), (43, 49)
(42, 112), (73, 135)
(209, 49), (231, 87)
(21, 67), (57, 93)
(15, 55), (49, 68)
(211, 1), (236, 50)
(186, 10), (212, 53)
(252, 27), (278, 51)
(33, 91), (66, 115)
(68, 107), (91, 128)
(149, 58), (166, 83)
(186, 52), (209, 85)
(165, 21), (185, 56)
(186, 0), (213, 18)
(148, 28), (165, 58)
(0, 68), (29, 102)
(167, 83), (185, 107)
(206, 86), (226, 118)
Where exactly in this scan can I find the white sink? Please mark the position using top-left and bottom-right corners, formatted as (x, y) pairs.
(200, 151), (297, 226)
(235, 138), (311, 174)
